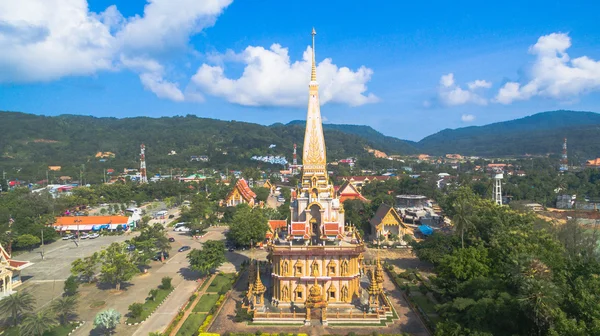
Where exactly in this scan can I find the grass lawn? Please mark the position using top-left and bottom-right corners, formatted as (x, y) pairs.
(207, 273), (235, 294)
(411, 294), (437, 315)
(408, 284), (420, 293)
(2, 323), (79, 336)
(126, 287), (173, 324)
(193, 293), (219, 312)
(177, 313), (207, 336)
(199, 276), (211, 291)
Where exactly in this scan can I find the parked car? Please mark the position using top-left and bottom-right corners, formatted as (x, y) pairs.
(80, 233), (89, 239)
(174, 226), (190, 232)
(126, 244), (136, 252)
(168, 237), (175, 242)
(168, 214), (175, 219)
(153, 251), (169, 261)
(88, 233), (100, 239)
(228, 247), (234, 252)
(62, 234), (74, 240)
(178, 246), (191, 252)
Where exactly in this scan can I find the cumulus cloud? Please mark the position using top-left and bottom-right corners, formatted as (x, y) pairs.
(461, 114), (476, 122)
(189, 44), (378, 107)
(0, 0), (231, 102)
(495, 33), (600, 104)
(437, 73), (489, 106)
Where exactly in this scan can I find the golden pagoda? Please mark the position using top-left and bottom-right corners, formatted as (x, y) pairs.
(252, 263), (266, 306)
(367, 267), (380, 308)
(375, 249), (384, 290)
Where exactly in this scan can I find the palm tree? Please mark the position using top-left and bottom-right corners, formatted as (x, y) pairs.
(453, 198), (473, 249)
(0, 291), (35, 326)
(51, 295), (78, 325)
(20, 309), (56, 336)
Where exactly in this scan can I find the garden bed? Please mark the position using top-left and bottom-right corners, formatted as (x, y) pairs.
(176, 313), (207, 336)
(126, 287), (173, 324)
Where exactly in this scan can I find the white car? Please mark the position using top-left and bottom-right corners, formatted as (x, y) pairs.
(88, 233), (100, 239)
(80, 233), (89, 239)
(174, 226), (190, 232)
(62, 234), (74, 240)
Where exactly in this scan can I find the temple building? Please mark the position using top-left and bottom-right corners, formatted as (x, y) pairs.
(223, 178), (256, 207)
(0, 243), (32, 297)
(369, 204), (411, 241)
(336, 180), (368, 203)
(246, 29), (395, 327)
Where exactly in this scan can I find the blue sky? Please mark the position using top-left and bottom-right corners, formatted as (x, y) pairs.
(1, 0), (600, 141)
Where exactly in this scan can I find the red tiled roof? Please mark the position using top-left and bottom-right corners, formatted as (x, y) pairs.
(226, 178), (256, 202)
(268, 220), (287, 231)
(52, 216), (129, 226)
(587, 158), (600, 166)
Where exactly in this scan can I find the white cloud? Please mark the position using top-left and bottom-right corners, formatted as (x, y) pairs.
(495, 33), (600, 104)
(461, 114), (476, 122)
(437, 73), (489, 106)
(0, 0), (231, 102)
(189, 44), (378, 107)
(468, 79), (492, 90)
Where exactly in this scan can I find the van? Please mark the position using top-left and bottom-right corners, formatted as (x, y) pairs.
(156, 210), (168, 217)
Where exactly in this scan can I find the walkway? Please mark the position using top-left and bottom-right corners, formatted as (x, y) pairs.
(168, 273), (217, 336)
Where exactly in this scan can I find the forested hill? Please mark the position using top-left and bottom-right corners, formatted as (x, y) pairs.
(285, 120), (418, 155)
(417, 110), (600, 157)
(0, 111), (399, 180)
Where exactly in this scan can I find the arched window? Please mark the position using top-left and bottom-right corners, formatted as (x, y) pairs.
(341, 260), (349, 276)
(327, 260), (336, 276)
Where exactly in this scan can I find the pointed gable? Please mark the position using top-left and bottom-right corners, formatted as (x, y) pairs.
(337, 180), (368, 203)
(224, 178), (257, 206)
(369, 204), (405, 232)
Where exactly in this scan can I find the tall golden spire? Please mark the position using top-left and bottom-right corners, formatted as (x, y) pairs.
(302, 28), (328, 185)
(311, 28), (317, 82)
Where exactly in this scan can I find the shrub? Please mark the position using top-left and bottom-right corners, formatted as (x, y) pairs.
(419, 284), (428, 295)
(148, 289), (159, 301)
(64, 275), (79, 296)
(128, 303), (144, 318)
(198, 314), (213, 333)
(161, 277), (172, 290)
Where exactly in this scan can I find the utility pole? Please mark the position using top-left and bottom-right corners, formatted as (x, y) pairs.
(41, 229), (45, 260)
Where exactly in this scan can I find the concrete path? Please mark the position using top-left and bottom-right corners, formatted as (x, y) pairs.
(133, 276), (205, 336)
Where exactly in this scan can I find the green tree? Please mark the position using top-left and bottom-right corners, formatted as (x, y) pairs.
(160, 277), (172, 290)
(0, 291), (35, 326)
(71, 252), (99, 283)
(187, 240), (226, 275)
(20, 309), (56, 336)
(15, 233), (40, 250)
(99, 243), (138, 290)
(63, 275), (79, 296)
(253, 187), (270, 203)
(50, 295), (78, 325)
(227, 204), (268, 247)
(93, 309), (121, 335)
(128, 303), (143, 318)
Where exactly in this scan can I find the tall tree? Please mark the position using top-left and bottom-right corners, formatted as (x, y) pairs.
(0, 291), (35, 326)
(187, 240), (226, 275)
(226, 204), (268, 247)
(70, 252), (99, 283)
(99, 243), (138, 290)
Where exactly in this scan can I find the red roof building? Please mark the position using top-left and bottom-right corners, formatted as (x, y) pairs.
(337, 180), (369, 203)
(1, 243), (32, 294)
(266, 220), (287, 240)
(224, 178), (257, 207)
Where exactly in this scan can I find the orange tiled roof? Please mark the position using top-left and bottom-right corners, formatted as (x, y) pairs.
(266, 220), (287, 239)
(587, 158), (600, 166)
(52, 216), (129, 226)
(236, 178), (256, 201)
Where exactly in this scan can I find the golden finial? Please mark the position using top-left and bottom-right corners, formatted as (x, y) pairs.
(311, 28), (317, 82)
